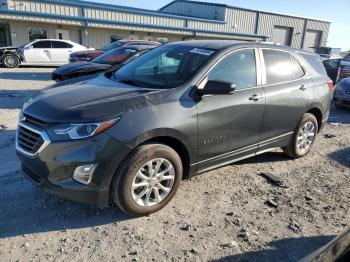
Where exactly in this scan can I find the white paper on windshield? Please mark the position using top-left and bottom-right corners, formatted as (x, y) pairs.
(190, 48), (215, 56)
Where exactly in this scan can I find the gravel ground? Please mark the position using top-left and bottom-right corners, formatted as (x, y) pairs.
(0, 68), (349, 262)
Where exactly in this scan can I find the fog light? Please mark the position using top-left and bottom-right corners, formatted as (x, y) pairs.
(73, 164), (97, 185)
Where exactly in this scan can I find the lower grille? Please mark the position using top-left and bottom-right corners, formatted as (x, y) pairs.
(22, 166), (42, 184)
(17, 125), (44, 155)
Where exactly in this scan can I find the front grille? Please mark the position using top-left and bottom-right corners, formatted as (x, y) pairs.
(22, 114), (50, 129)
(17, 126), (44, 154)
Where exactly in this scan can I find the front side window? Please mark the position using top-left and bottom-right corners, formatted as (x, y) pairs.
(323, 59), (340, 70)
(263, 49), (293, 84)
(28, 28), (48, 42)
(114, 45), (216, 89)
(208, 49), (257, 90)
(32, 41), (51, 49)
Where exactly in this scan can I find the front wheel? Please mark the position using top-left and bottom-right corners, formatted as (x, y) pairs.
(3, 54), (20, 68)
(111, 143), (183, 216)
(284, 113), (318, 158)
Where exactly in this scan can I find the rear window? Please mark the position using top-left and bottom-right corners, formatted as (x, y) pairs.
(263, 49), (293, 84)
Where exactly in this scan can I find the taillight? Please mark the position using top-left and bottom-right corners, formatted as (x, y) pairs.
(327, 80), (334, 91)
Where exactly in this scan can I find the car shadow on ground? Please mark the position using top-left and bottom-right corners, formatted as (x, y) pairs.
(0, 90), (39, 109)
(212, 235), (335, 262)
(0, 173), (132, 239)
(328, 147), (350, 168)
(0, 72), (53, 81)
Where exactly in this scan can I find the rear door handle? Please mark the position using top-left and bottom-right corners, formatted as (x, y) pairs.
(300, 85), (307, 91)
(249, 94), (263, 101)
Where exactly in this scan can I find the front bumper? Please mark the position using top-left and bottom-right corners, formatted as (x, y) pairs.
(16, 124), (131, 208)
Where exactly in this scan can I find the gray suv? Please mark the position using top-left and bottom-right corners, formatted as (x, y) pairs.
(16, 41), (333, 216)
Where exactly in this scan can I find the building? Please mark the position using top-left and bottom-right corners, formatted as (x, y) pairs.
(0, 0), (331, 52)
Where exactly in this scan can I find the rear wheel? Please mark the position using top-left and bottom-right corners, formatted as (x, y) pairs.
(284, 113), (318, 158)
(3, 54), (20, 68)
(111, 143), (183, 216)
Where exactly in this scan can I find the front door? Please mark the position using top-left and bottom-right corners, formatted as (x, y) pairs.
(197, 48), (266, 172)
(23, 40), (52, 64)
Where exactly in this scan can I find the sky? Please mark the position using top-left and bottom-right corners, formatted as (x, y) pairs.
(88, 0), (350, 51)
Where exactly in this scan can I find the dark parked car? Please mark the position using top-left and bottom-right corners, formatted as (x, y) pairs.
(333, 77), (350, 109)
(0, 45), (21, 68)
(69, 39), (161, 62)
(16, 41), (333, 216)
(51, 45), (157, 82)
(323, 59), (350, 84)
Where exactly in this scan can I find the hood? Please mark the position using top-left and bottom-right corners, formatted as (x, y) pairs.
(22, 74), (163, 123)
(0, 46), (19, 51)
(54, 62), (111, 75)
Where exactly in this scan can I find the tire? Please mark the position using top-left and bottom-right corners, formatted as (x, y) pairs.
(284, 113), (318, 159)
(111, 143), (183, 216)
(3, 54), (20, 68)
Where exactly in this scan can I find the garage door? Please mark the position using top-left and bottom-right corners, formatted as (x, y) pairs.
(272, 26), (292, 46)
(304, 30), (322, 52)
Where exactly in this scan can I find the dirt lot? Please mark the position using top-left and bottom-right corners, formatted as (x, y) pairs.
(0, 68), (349, 262)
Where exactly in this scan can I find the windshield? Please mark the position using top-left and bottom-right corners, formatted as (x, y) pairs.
(114, 45), (217, 89)
(100, 41), (123, 51)
(93, 47), (138, 65)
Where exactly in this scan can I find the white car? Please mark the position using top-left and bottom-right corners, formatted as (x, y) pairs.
(18, 39), (92, 66)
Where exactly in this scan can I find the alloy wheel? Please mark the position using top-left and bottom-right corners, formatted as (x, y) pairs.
(131, 158), (175, 207)
(297, 121), (316, 154)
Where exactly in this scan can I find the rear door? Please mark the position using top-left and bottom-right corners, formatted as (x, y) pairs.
(196, 48), (266, 171)
(259, 48), (314, 150)
(23, 40), (52, 64)
(50, 41), (74, 64)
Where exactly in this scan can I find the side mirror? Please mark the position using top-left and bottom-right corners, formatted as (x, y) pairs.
(196, 80), (236, 96)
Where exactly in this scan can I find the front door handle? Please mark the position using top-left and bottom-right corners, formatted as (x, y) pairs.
(249, 94), (263, 102)
(300, 85), (307, 91)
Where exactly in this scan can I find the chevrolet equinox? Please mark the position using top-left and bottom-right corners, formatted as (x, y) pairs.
(16, 41), (333, 216)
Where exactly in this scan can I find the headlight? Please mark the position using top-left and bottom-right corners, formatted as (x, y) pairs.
(48, 118), (120, 141)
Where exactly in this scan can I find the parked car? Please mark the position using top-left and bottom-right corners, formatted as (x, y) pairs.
(69, 39), (161, 63)
(333, 77), (350, 109)
(0, 45), (22, 68)
(316, 47), (342, 60)
(51, 45), (157, 82)
(16, 39), (92, 66)
(323, 59), (350, 84)
(16, 41), (333, 216)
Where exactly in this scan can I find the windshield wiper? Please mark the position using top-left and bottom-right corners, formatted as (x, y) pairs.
(119, 79), (143, 87)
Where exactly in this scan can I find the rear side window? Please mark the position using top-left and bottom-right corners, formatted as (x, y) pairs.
(263, 49), (292, 84)
(291, 56), (305, 80)
(299, 53), (327, 75)
(32, 41), (51, 48)
(208, 49), (257, 90)
(52, 41), (73, 48)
